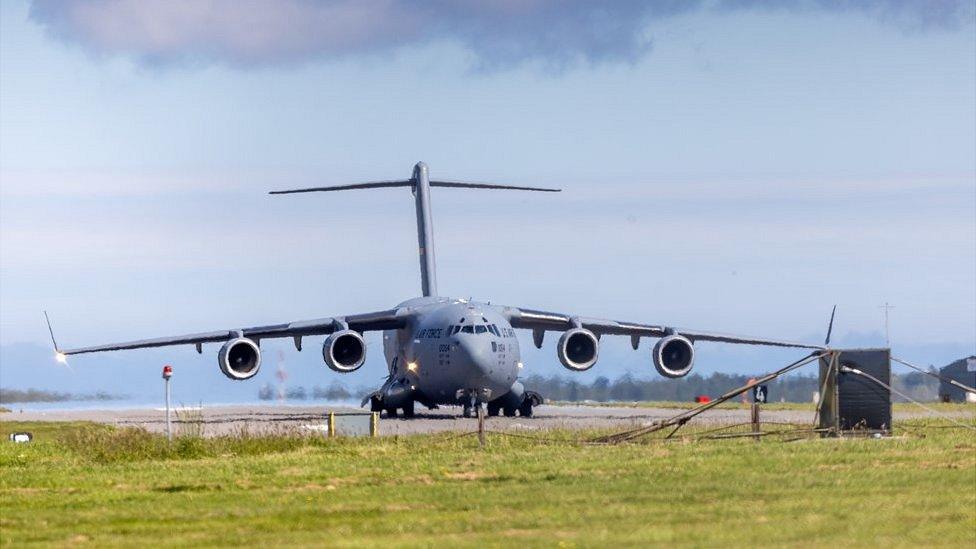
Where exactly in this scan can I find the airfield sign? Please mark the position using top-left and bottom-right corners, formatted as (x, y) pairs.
(752, 384), (768, 404)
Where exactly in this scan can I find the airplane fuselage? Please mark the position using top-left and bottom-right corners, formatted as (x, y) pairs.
(381, 297), (522, 408)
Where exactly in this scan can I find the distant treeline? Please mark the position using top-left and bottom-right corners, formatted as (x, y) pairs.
(258, 383), (355, 402)
(522, 371), (939, 403)
(258, 370), (940, 404)
(0, 388), (122, 404)
(522, 373), (820, 403)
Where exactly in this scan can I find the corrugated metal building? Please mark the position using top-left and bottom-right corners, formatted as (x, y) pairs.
(819, 349), (892, 434)
(939, 356), (976, 403)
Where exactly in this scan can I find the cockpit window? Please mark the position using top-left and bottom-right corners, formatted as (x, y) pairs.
(457, 324), (500, 335)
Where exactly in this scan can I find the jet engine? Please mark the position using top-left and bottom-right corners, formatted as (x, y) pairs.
(323, 330), (366, 373)
(557, 328), (599, 371)
(652, 334), (695, 378)
(218, 337), (262, 380)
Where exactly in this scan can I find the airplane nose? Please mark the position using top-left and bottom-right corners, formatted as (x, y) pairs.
(455, 337), (485, 371)
(454, 337), (511, 393)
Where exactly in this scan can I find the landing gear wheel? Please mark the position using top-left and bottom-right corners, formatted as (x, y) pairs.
(462, 404), (473, 418)
(370, 396), (383, 413)
(486, 402), (501, 417)
(385, 408), (398, 419)
(518, 400), (534, 417)
(503, 406), (517, 417)
(402, 400), (415, 418)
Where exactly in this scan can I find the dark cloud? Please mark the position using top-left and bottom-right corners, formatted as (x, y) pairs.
(27, 0), (975, 70)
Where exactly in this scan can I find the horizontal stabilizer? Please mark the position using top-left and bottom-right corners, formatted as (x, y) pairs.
(269, 180), (412, 194)
(430, 181), (560, 192)
(269, 179), (560, 195)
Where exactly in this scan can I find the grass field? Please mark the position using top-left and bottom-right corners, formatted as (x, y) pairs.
(1, 419), (974, 547)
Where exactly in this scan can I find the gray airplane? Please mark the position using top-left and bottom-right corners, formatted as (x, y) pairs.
(49, 162), (822, 418)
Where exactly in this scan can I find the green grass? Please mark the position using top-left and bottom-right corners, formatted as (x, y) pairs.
(1, 420), (973, 547)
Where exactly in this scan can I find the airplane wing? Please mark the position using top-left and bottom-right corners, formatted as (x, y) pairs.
(500, 306), (824, 350)
(56, 309), (406, 356)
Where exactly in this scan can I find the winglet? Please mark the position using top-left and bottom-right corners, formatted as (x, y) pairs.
(44, 311), (67, 363)
(824, 305), (837, 346)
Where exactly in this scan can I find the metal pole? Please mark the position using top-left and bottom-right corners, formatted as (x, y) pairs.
(751, 402), (760, 442)
(165, 376), (172, 442)
(891, 356), (976, 395)
(831, 352), (841, 435)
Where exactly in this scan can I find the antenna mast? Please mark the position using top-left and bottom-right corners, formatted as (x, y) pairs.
(878, 302), (895, 347)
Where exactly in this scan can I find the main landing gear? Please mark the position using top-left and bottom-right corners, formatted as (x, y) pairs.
(485, 401), (517, 417)
(486, 391), (543, 418)
(370, 395), (415, 418)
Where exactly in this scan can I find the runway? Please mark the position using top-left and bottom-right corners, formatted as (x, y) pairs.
(5, 403), (968, 437)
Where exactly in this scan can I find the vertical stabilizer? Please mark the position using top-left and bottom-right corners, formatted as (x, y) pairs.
(413, 162), (438, 297)
(269, 162), (559, 299)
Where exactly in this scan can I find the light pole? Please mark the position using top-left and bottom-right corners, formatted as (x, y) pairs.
(162, 365), (173, 441)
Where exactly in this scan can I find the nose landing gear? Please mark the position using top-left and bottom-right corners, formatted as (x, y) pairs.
(458, 388), (492, 418)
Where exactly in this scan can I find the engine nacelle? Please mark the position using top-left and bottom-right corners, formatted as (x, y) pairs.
(557, 328), (599, 371)
(652, 334), (695, 378)
(323, 330), (366, 373)
(218, 337), (262, 381)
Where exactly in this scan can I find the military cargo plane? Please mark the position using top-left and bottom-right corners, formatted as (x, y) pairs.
(49, 162), (822, 418)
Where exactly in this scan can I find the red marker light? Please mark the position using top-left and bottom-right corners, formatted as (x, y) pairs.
(162, 365), (173, 379)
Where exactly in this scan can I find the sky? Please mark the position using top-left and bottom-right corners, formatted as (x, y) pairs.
(1, 1), (974, 385)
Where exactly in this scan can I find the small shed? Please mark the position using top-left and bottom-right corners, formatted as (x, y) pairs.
(939, 356), (976, 403)
(818, 348), (892, 434)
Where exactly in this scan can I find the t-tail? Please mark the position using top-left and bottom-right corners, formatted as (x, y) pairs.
(270, 162), (560, 297)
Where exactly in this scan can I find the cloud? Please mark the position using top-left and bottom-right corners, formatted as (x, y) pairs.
(28, 0), (694, 69)
(26, 0), (976, 70)
(719, 0), (976, 32)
